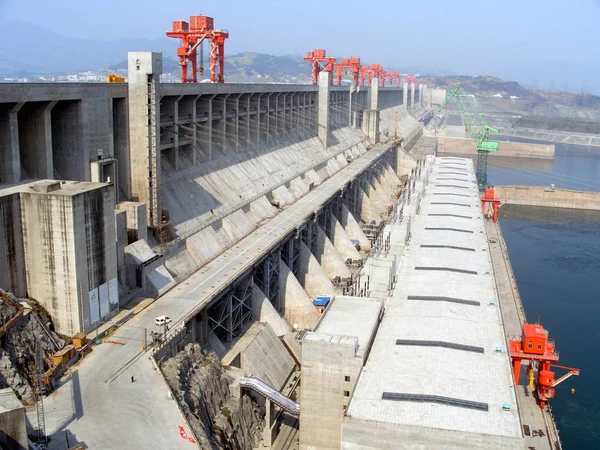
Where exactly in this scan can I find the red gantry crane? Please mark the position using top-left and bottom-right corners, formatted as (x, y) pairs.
(386, 71), (401, 87)
(361, 64), (387, 87)
(405, 74), (418, 87)
(509, 323), (579, 409)
(166, 14), (229, 83)
(304, 49), (336, 85)
(333, 57), (362, 86)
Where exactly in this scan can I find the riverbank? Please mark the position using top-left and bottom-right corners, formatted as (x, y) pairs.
(495, 186), (600, 211)
(438, 137), (555, 159)
(498, 129), (600, 147)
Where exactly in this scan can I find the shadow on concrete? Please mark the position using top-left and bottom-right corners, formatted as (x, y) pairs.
(47, 370), (87, 449)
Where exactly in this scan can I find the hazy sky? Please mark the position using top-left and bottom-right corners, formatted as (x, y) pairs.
(1, 0), (599, 90)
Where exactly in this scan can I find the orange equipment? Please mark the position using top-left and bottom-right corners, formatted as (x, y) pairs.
(166, 15), (229, 83)
(333, 57), (362, 86)
(509, 323), (579, 408)
(481, 188), (502, 223)
(361, 64), (387, 87)
(405, 75), (418, 87)
(106, 74), (125, 83)
(386, 71), (401, 87)
(304, 49), (336, 85)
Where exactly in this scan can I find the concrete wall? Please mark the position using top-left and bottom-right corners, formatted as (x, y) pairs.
(0, 192), (26, 297)
(0, 389), (28, 450)
(19, 181), (117, 335)
(341, 417), (523, 449)
(495, 185), (600, 211)
(438, 137), (555, 159)
(0, 83), (127, 187)
(300, 333), (363, 450)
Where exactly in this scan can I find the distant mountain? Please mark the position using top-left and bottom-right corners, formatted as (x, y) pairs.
(0, 21), (178, 74)
(109, 52), (310, 82)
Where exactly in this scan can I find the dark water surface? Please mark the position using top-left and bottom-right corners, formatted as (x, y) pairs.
(489, 141), (600, 449)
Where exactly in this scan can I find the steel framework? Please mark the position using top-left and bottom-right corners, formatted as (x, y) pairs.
(303, 49), (336, 85)
(439, 86), (500, 187)
(166, 15), (229, 83)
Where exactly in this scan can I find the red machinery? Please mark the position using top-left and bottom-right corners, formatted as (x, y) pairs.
(361, 64), (387, 87)
(166, 15), (229, 83)
(509, 323), (579, 408)
(405, 75), (418, 86)
(481, 188), (502, 223)
(386, 71), (401, 87)
(304, 49), (336, 85)
(333, 57), (362, 86)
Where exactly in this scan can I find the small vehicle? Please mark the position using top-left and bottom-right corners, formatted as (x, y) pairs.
(155, 315), (172, 327)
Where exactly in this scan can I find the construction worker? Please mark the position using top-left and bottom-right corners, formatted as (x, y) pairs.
(131, 375), (135, 383)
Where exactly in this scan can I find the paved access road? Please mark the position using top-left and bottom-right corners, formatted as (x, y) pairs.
(39, 143), (392, 450)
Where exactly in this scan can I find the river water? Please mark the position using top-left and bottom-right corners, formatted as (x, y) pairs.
(487, 140), (600, 449)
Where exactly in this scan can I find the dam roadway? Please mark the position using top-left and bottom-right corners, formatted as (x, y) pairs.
(40, 140), (396, 450)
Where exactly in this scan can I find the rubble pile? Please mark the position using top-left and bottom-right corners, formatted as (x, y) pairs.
(0, 289), (64, 399)
(161, 343), (264, 450)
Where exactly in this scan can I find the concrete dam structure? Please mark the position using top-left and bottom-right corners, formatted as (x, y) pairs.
(0, 51), (571, 450)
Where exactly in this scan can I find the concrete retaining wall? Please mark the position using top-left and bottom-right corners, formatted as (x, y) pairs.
(496, 186), (600, 211)
(438, 137), (555, 159)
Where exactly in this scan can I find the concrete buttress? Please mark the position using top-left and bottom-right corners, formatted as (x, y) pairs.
(251, 284), (291, 337)
(328, 214), (362, 262)
(313, 225), (352, 281)
(279, 260), (320, 330)
(297, 241), (335, 299)
(359, 187), (381, 223)
(339, 204), (371, 251)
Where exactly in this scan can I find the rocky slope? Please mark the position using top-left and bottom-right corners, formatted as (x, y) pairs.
(161, 343), (264, 449)
(0, 289), (64, 400)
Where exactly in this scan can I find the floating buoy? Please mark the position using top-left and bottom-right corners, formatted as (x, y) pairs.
(571, 388), (576, 395)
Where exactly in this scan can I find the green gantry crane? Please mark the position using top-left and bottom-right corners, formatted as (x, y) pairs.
(439, 86), (500, 188)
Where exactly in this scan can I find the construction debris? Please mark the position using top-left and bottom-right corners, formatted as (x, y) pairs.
(161, 343), (264, 449)
(0, 289), (64, 400)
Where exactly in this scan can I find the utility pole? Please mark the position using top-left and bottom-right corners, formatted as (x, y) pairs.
(34, 345), (47, 447)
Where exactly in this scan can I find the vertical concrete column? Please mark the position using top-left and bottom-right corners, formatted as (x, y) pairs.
(282, 93), (289, 136)
(403, 82), (409, 110)
(222, 94), (230, 153)
(190, 95), (200, 165)
(411, 83), (416, 110)
(171, 95), (183, 171)
(46, 101), (56, 176)
(127, 52), (162, 223)
(246, 93), (253, 148)
(265, 93), (272, 146)
(256, 93), (262, 147)
(234, 94), (241, 152)
(348, 86), (355, 128)
(419, 85), (424, 106)
(274, 93), (281, 143)
(318, 71), (331, 148)
(370, 78), (380, 111)
(1, 102), (23, 183)
(207, 94), (215, 161)
(302, 92), (307, 136)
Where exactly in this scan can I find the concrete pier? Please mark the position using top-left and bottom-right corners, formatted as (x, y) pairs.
(438, 136), (555, 159)
(495, 185), (600, 210)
